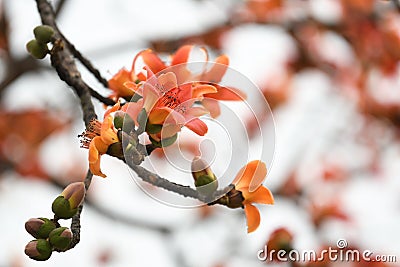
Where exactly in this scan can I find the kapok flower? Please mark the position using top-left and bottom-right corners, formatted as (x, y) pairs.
(80, 104), (120, 177)
(232, 160), (274, 233)
(108, 45), (195, 100)
(124, 71), (216, 144)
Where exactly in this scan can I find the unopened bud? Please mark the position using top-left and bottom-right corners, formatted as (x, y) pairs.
(26, 39), (48, 59)
(49, 227), (72, 251)
(25, 218), (56, 239)
(52, 182), (85, 219)
(61, 182), (86, 209)
(33, 25), (54, 44)
(24, 239), (52, 261)
(191, 157), (218, 195)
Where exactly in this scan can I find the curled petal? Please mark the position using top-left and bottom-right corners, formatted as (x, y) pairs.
(202, 98), (221, 118)
(143, 83), (161, 112)
(104, 101), (121, 119)
(185, 118), (208, 136)
(233, 160), (267, 192)
(88, 136), (108, 178)
(202, 55), (229, 83)
(100, 116), (119, 145)
(242, 186), (274, 205)
(244, 204), (261, 233)
(192, 84), (217, 99)
(132, 49), (166, 76)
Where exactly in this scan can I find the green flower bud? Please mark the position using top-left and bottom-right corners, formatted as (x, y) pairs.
(114, 111), (135, 133)
(52, 182), (85, 219)
(33, 25), (54, 44)
(61, 182), (86, 210)
(49, 227), (72, 251)
(26, 39), (48, 59)
(24, 239), (52, 261)
(52, 196), (77, 219)
(191, 157), (218, 195)
(25, 218), (56, 239)
(195, 175), (218, 196)
(149, 133), (178, 148)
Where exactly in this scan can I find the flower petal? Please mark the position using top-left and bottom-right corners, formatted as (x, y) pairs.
(158, 72), (178, 92)
(202, 55), (229, 83)
(104, 101), (121, 119)
(244, 204), (261, 233)
(242, 185), (274, 205)
(192, 84), (217, 98)
(100, 116), (119, 145)
(204, 85), (247, 101)
(171, 45), (193, 66)
(185, 118), (208, 136)
(186, 106), (209, 117)
(88, 136), (108, 178)
(108, 69), (134, 98)
(201, 98), (221, 118)
(133, 49), (166, 75)
(233, 160), (267, 191)
(148, 107), (173, 125)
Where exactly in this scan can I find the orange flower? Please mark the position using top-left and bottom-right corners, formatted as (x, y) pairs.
(232, 160), (274, 233)
(80, 104), (120, 178)
(124, 71), (216, 142)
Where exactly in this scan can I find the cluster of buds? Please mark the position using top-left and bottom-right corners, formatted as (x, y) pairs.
(24, 182), (85, 261)
(26, 25), (54, 59)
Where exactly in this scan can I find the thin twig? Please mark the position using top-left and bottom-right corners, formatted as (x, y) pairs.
(59, 31), (110, 89)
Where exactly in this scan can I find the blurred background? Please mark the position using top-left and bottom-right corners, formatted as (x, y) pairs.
(1, 0), (400, 266)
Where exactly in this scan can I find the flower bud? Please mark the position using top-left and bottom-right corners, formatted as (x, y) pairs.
(25, 218), (56, 239)
(33, 25), (54, 44)
(217, 187), (244, 209)
(26, 39), (48, 59)
(24, 239), (52, 261)
(49, 227), (72, 251)
(146, 123), (162, 134)
(191, 157), (218, 195)
(52, 182), (85, 219)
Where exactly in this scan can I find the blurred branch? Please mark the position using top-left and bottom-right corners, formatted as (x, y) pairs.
(393, 0), (400, 12)
(54, 0), (67, 17)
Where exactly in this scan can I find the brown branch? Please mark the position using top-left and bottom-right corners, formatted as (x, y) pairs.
(68, 170), (92, 249)
(126, 162), (232, 204)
